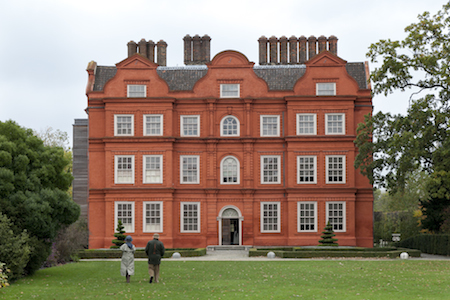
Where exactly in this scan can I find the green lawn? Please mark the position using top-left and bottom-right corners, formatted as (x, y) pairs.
(1, 260), (450, 299)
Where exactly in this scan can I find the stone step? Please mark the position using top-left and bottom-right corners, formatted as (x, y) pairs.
(207, 245), (253, 251)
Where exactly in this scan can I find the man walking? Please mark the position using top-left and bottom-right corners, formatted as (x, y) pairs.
(145, 233), (165, 283)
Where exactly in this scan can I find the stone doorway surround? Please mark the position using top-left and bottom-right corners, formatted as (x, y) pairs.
(217, 205), (243, 246)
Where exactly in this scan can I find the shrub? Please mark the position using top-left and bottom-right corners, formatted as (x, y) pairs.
(318, 222), (338, 246)
(0, 213), (31, 281)
(111, 220), (126, 249)
(398, 234), (450, 256)
(0, 262), (10, 288)
(44, 218), (89, 267)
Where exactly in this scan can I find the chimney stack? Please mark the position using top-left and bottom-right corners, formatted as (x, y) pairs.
(127, 38), (167, 66)
(258, 35), (338, 65)
(183, 34), (212, 65)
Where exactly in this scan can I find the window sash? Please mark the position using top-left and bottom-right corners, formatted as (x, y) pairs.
(221, 156), (239, 184)
(143, 202), (162, 232)
(298, 202), (317, 232)
(326, 155), (345, 183)
(316, 82), (336, 95)
(261, 202), (280, 232)
(181, 203), (200, 232)
(144, 115), (162, 136)
(221, 116), (239, 136)
(180, 156), (199, 184)
(127, 84), (146, 97)
(297, 114), (316, 135)
(115, 115), (133, 136)
(326, 113), (345, 135)
(261, 156), (280, 184)
(143, 155), (162, 183)
(115, 156), (134, 184)
(220, 84), (240, 98)
(116, 202), (134, 233)
(260, 115), (280, 137)
(297, 156), (316, 184)
(181, 116), (200, 137)
(327, 202), (346, 232)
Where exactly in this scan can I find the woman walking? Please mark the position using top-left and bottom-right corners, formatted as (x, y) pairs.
(120, 235), (136, 283)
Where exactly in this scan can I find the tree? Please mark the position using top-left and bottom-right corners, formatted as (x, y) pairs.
(355, 3), (450, 232)
(0, 120), (80, 277)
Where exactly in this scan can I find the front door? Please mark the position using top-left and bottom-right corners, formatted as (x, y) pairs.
(222, 218), (239, 245)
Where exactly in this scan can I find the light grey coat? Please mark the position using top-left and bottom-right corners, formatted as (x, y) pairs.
(120, 243), (136, 276)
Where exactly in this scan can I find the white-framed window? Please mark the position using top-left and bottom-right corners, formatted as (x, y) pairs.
(181, 115), (200, 137)
(220, 116), (240, 136)
(115, 202), (134, 233)
(297, 156), (316, 184)
(261, 202), (280, 233)
(326, 202), (346, 232)
(221, 156), (240, 184)
(220, 84), (240, 98)
(296, 113), (316, 135)
(127, 84), (146, 97)
(143, 155), (163, 184)
(115, 155), (134, 184)
(261, 155), (281, 184)
(316, 82), (336, 95)
(144, 114), (163, 136)
(298, 202), (317, 232)
(143, 201), (163, 232)
(180, 155), (200, 184)
(260, 115), (280, 137)
(325, 113), (345, 135)
(326, 155), (346, 184)
(181, 202), (200, 232)
(114, 115), (134, 136)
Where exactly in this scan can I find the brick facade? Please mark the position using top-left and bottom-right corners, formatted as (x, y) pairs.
(82, 36), (373, 249)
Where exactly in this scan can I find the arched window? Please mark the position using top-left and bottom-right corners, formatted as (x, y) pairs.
(221, 156), (240, 184)
(220, 116), (240, 136)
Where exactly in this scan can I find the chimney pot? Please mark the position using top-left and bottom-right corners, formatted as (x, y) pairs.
(138, 38), (148, 58)
(328, 35), (338, 56)
(279, 36), (288, 64)
(258, 36), (268, 65)
(201, 34), (211, 63)
(268, 36), (278, 65)
(127, 41), (137, 57)
(157, 40), (167, 66)
(289, 36), (298, 64)
(299, 36), (307, 63)
(318, 35), (327, 53)
(307, 36), (317, 60)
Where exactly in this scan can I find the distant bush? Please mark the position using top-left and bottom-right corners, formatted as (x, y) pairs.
(111, 220), (126, 249)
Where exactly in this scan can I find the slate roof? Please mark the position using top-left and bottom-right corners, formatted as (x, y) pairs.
(93, 66), (117, 91)
(346, 63), (368, 89)
(156, 66), (208, 91)
(253, 65), (306, 90)
(93, 63), (367, 92)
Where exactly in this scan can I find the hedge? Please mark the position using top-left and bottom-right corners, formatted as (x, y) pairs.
(397, 234), (450, 256)
(249, 247), (421, 258)
(78, 248), (206, 259)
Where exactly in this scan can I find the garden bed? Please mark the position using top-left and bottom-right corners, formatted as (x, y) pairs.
(249, 246), (421, 258)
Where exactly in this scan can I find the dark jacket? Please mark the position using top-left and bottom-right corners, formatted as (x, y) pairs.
(145, 238), (165, 265)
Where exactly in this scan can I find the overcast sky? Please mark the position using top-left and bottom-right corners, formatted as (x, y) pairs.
(0, 1), (446, 146)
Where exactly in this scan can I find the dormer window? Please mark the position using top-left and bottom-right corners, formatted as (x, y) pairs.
(127, 84), (146, 97)
(220, 84), (240, 98)
(316, 83), (336, 96)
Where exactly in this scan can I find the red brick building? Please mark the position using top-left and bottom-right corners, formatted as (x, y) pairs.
(83, 35), (373, 249)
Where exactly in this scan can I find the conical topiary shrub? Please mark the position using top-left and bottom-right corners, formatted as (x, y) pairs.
(318, 221), (338, 246)
(111, 219), (126, 249)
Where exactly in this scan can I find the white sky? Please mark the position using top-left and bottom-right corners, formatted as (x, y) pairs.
(0, 0), (446, 147)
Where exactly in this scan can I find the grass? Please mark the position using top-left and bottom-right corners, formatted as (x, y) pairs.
(1, 260), (450, 299)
